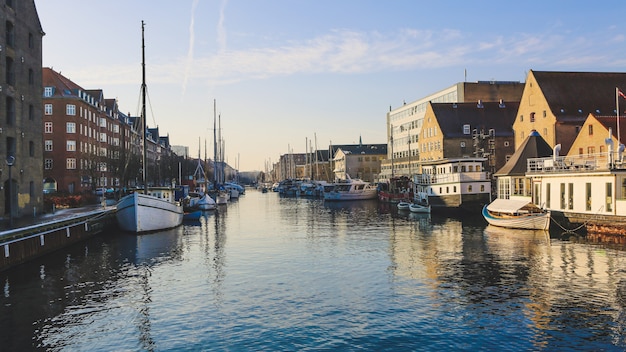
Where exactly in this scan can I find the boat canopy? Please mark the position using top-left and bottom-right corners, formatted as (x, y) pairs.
(486, 198), (540, 213)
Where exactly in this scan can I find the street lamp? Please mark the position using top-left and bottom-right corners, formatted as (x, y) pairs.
(6, 155), (15, 228)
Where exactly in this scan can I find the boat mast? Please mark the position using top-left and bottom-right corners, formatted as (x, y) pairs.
(213, 99), (217, 187)
(141, 20), (147, 194)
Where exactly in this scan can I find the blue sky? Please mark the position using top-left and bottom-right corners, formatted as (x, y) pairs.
(35, 1), (626, 171)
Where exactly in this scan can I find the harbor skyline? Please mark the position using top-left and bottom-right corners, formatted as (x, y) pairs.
(36, 0), (626, 171)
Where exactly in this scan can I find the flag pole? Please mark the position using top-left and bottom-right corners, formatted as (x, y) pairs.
(618, 87), (622, 147)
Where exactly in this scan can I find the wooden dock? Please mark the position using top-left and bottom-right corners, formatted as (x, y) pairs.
(0, 206), (117, 272)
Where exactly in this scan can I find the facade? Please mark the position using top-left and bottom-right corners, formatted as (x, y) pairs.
(419, 101), (518, 175)
(0, 1), (44, 219)
(332, 144), (387, 182)
(382, 81), (524, 179)
(42, 68), (123, 194)
(513, 70), (626, 155)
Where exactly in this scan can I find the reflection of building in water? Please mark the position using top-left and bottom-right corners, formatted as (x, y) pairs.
(484, 226), (626, 342)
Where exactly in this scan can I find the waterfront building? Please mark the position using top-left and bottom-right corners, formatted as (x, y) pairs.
(42, 68), (124, 194)
(513, 70), (626, 154)
(0, 1), (44, 219)
(418, 101), (519, 176)
(332, 143), (387, 182)
(382, 80), (524, 180)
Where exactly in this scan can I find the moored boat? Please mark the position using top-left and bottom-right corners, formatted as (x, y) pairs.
(397, 201), (410, 210)
(409, 202), (431, 213)
(482, 198), (550, 230)
(116, 22), (183, 233)
(323, 177), (378, 201)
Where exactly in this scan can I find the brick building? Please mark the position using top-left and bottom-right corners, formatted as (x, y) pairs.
(0, 1), (44, 219)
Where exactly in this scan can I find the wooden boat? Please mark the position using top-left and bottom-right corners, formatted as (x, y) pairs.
(116, 22), (183, 233)
(409, 202), (431, 213)
(482, 198), (550, 230)
(378, 176), (413, 203)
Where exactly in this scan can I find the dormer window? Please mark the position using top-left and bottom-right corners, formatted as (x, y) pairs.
(44, 87), (54, 97)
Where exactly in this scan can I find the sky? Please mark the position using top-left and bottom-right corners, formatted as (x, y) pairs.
(35, 1), (626, 172)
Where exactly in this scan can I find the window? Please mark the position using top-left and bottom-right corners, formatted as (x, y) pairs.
(66, 140), (76, 151)
(44, 104), (53, 115)
(66, 104), (76, 116)
(463, 124), (471, 135)
(587, 146), (595, 154)
(560, 183), (566, 209)
(6, 96), (15, 126)
(586, 183), (592, 211)
(504, 141), (509, 147)
(29, 141), (34, 157)
(546, 183), (551, 208)
(5, 21), (14, 47)
(589, 124), (593, 135)
(579, 148), (583, 155)
(44, 87), (54, 97)
(44, 140), (52, 151)
(530, 112), (535, 122)
(520, 115), (523, 122)
(28, 68), (34, 85)
(66, 122), (76, 133)
(66, 158), (76, 169)
(29, 32), (34, 49)
(5, 57), (15, 88)
(543, 110), (547, 118)
(606, 182), (613, 212)
(568, 183), (573, 210)
(44, 122), (53, 133)
(100, 132), (107, 142)
(99, 117), (106, 128)
(29, 104), (34, 120)
(29, 181), (34, 197)
(44, 159), (53, 170)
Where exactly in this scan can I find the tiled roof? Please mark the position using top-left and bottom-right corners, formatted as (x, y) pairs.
(42, 67), (83, 96)
(332, 144), (387, 156)
(494, 130), (553, 176)
(532, 70), (626, 119)
(431, 101), (519, 138)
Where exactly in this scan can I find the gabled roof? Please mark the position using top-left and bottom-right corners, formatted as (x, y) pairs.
(333, 144), (387, 156)
(531, 70), (626, 120)
(494, 130), (553, 176)
(430, 101), (519, 138)
(594, 115), (626, 142)
(42, 67), (83, 97)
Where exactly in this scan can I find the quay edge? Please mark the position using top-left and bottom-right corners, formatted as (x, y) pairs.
(0, 207), (117, 272)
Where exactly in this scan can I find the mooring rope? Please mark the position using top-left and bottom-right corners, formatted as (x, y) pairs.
(549, 206), (604, 234)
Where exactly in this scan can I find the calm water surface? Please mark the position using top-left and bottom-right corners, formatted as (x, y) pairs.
(2, 190), (626, 351)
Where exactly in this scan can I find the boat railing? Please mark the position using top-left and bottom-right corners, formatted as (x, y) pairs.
(527, 152), (626, 173)
(414, 171), (487, 185)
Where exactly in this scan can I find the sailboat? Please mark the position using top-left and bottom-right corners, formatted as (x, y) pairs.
(116, 21), (184, 233)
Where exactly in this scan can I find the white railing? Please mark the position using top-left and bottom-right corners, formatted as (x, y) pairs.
(414, 171), (487, 185)
(527, 152), (626, 173)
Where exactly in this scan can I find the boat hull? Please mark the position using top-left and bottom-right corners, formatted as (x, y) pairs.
(116, 192), (183, 233)
(482, 205), (550, 230)
(324, 190), (378, 201)
(409, 204), (431, 213)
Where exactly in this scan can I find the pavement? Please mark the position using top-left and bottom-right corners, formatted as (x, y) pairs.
(0, 201), (115, 232)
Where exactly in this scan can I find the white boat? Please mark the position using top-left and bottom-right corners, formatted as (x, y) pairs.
(116, 22), (183, 233)
(397, 201), (410, 210)
(116, 190), (183, 233)
(409, 202), (431, 213)
(482, 198), (550, 231)
(196, 193), (216, 210)
(323, 176), (378, 201)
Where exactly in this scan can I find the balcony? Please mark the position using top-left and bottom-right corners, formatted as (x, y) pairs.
(527, 152), (626, 174)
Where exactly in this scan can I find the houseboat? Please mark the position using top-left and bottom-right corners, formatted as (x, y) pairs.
(413, 157), (492, 211)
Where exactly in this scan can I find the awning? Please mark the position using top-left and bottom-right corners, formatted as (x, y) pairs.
(486, 198), (536, 213)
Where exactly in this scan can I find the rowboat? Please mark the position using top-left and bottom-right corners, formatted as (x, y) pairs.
(482, 198), (550, 230)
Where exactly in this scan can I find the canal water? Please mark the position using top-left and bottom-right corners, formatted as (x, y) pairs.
(2, 190), (626, 351)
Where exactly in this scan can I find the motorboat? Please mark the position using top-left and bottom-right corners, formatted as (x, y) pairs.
(323, 176), (378, 201)
(397, 201), (410, 210)
(409, 202), (431, 213)
(482, 198), (550, 231)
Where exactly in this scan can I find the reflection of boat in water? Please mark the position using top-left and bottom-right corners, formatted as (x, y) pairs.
(323, 199), (379, 212)
(183, 210), (203, 221)
(482, 198), (550, 231)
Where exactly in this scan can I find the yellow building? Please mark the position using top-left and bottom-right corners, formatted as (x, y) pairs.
(514, 70), (626, 154)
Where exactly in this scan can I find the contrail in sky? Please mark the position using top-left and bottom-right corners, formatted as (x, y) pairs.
(217, 0), (228, 52)
(182, 0), (199, 96)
